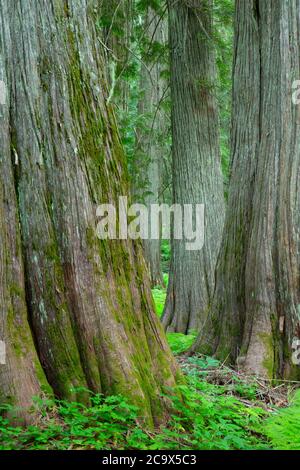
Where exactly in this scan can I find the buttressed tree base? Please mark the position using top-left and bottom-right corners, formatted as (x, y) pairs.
(0, 0), (179, 425)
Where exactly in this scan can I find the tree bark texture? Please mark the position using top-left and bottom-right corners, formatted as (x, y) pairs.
(136, 7), (168, 287)
(192, 0), (300, 379)
(162, 0), (225, 333)
(0, 0), (178, 424)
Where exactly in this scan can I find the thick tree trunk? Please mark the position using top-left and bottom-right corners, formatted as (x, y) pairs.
(162, 0), (225, 333)
(192, 0), (300, 379)
(0, 29), (49, 420)
(0, 0), (178, 424)
(135, 7), (168, 287)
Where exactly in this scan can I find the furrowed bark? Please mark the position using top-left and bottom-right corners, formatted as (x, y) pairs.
(0, 12), (48, 420)
(0, 0), (179, 425)
(135, 7), (168, 287)
(162, 0), (225, 333)
(192, 0), (300, 380)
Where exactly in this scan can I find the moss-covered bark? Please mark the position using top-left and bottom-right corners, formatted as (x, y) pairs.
(0, 24), (48, 421)
(192, 0), (300, 380)
(0, 0), (179, 425)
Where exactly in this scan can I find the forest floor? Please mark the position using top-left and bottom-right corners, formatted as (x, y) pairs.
(152, 282), (300, 450)
(0, 283), (299, 450)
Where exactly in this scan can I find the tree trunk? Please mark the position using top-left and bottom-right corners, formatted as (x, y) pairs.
(135, 7), (168, 287)
(102, 0), (133, 112)
(0, 0), (178, 424)
(162, 0), (225, 333)
(192, 0), (300, 380)
(0, 29), (49, 420)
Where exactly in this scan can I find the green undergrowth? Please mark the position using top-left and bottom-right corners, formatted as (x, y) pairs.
(150, 280), (300, 450)
(1, 284), (299, 449)
(161, 241), (171, 273)
(151, 272), (169, 319)
(1, 346), (299, 449)
(152, 276), (197, 355)
(167, 332), (197, 355)
(263, 389), (300, 450)
(0, 361), (269, 450)
(152, 283), (166, 317)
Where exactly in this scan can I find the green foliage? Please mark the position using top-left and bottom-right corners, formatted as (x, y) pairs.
(100, 0), (234, 198)
(159, 377), (268, 450)
(136, 0), (164, 15)
(4, 0), (296, 453)
(151, 268), (196, 355)
(184, 355), (221, 371)
(166, 332), (197, 356)
(161, 240), (171, 273)
(0, 394), (139, 450)
(233, 381), (258, 401)
(213, 0), (234, 188)
(99, 0), (171, 202)
(264, 390), (300, 450)
(0, 372), (269, 450)
(152, 269), (168, 317)
(183, 356), (259, 401)
(152, 285), (166, 317)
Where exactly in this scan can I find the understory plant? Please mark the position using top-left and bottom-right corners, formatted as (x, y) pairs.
(0, 369), (269, 450)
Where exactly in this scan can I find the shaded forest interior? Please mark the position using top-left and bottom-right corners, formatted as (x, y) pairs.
(0, 0), (300, 451)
